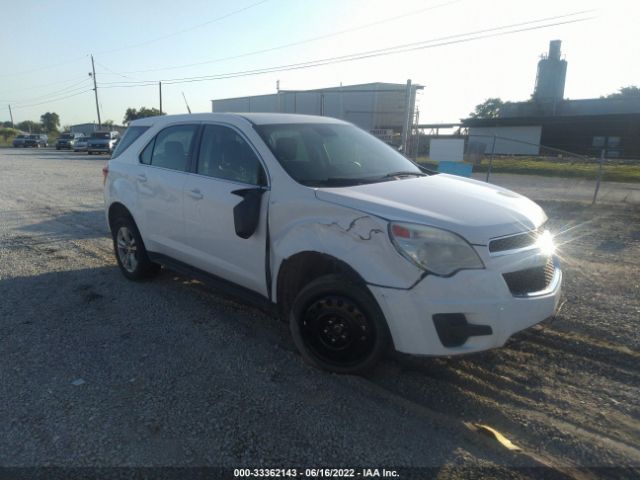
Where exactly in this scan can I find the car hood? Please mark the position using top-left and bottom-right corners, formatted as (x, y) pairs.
(314, 174), (547, 245)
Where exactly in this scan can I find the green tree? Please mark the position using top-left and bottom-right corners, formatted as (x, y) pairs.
(102, 119), (115, 127)
(40, 112), (60, 132)
(123, 107), (165, 124)
(607, 85), (640, 99)
(468, 98), (504, 119)
(16, 120), (43, 133)
(1, 127), (20, 143)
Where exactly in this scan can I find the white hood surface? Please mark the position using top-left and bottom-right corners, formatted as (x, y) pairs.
(315, 174), (547, 245)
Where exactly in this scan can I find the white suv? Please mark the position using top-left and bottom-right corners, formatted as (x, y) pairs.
(104, 113), (561, 374)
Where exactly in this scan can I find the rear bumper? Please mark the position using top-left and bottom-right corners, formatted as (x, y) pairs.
(369, 255), (562, 356)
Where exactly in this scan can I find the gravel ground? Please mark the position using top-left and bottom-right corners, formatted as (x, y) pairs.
(0, 148), (638, 478)
(472, 172), (640, 205)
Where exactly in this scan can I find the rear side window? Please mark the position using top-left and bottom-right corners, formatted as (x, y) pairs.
(111, 126), (148, 159)
(139, 124), (198, 172)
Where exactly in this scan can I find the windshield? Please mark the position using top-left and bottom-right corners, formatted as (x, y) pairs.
(91, 132), (111, 139)
(255, 123), (422, 187)
(60, 133), (74, 139)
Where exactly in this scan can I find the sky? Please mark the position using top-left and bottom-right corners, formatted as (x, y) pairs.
(1, 0), (638, 128)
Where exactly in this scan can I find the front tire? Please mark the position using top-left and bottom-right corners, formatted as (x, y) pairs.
(111, 215), (159, 281)
(289, 274), (390, 374)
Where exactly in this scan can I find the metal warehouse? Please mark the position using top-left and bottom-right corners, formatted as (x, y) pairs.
(212, 81), (423, 147)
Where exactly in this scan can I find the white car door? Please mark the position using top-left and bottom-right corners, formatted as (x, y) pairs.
(136, 123), (199, 261)
(182, 123), (269, 296)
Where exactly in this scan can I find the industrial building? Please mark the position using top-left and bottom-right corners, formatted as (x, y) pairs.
(462, 40), (640, 158)
(212, 82), (423, 147)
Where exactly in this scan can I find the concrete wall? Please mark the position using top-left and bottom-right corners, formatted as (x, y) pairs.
(468, 126), (542, 155)
(429, 139), (465, 162)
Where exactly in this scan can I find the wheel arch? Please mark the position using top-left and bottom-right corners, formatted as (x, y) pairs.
(108, 201), (137, 234)
(275, 251), (370, 318)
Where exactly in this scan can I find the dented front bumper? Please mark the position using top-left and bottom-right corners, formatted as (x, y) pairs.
(369, 253), (562, 356)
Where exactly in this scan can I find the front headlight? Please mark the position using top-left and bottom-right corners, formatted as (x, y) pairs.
(389, 222), (484, 276)
(536, 229), (556, 256)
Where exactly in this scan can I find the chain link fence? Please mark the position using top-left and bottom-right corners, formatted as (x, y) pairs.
(412, 133), (640, 206)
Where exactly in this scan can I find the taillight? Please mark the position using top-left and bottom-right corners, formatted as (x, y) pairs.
(102, 163), (109, 186)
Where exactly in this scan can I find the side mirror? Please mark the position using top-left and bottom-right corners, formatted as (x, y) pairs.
(231, 187), (266, 239)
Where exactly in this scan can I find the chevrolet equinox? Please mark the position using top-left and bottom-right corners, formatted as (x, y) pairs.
(104, 113), (561, 374)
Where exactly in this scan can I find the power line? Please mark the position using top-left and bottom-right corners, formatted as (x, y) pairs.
(0, 75), (93, 99)
(3, 78), (92, 105)
(10, 89), (93, 110)
(12, 85), (93, 108)
(0, 55), (89, 80)
(94, 60), (141, 82)
(97, 12), (593, 89)
(93, 0), (270, 56)
(99, 0), (464, 76)
(0, 0), (268, 79)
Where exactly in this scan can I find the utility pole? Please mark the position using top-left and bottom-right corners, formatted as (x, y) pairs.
(159, 81), (163, 114)
(400, 79), (412, 155)
(8, 104), (14, 128)
(90, 55), (101, 129)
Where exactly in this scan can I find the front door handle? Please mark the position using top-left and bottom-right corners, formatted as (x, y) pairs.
(136, 174), (147, 183)
(188, 188), (203, 200)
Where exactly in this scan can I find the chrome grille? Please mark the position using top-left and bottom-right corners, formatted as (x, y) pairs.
(489, 231), (537, 253)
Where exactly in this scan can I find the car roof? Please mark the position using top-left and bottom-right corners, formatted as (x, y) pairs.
(130, 112), (349, 127)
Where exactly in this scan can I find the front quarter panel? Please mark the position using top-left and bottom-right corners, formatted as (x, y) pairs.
(270, 190), (424, 299)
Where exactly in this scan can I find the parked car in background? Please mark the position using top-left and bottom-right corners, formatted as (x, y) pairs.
(12, 134), (27, 147)
(73, 135), (89, 152)
(103, 113), (562, 374)
(56, 132), (83, 150)
(23, 134), (48, 148)
(87, 131), (119, 155)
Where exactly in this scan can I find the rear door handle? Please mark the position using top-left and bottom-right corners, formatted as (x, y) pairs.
(136, 174), (147, 183)
(188, 188), (203, 200)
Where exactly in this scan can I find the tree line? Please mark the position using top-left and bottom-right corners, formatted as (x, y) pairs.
(468, 85), (640, 119)
(1, 106), (167, 143)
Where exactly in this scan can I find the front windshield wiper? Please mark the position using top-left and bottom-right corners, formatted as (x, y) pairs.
(380, 171), (427, 179)
(303, 177), (381, 187)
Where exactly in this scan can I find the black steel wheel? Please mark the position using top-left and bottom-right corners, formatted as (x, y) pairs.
(289, 274), (390, 374)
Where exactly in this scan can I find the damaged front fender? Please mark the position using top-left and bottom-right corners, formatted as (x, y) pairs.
(269, 196), (424, 300)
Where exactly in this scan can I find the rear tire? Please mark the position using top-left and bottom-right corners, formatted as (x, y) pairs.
(289, 274), (390, 374)
(111, 215), (160, 281)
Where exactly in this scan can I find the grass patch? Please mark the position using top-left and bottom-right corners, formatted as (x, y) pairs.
(417, 157), (640, 183)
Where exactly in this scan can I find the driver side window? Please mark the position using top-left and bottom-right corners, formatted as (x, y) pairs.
(197, 125), (264, 185)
